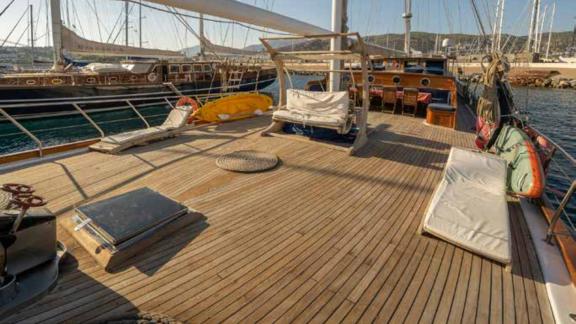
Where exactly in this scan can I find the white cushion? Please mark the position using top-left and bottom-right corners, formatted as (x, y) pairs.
(273, 110), (345, 128)
(422, 147), (511, 264)
(102, 127), (165, 144)
(162, 105), (192, 129)
(286, 89), (349, 122)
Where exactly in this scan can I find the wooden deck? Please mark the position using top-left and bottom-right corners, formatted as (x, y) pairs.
(0, 109), (554, 323)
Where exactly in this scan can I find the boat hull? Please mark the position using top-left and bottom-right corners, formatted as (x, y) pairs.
(0, 72), (277, 118)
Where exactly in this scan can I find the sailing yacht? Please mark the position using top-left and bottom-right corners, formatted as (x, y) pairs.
(0, 1), (574, 323)
(0, 0), (277, 116)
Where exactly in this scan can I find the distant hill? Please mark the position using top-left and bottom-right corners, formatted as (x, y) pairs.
(364, 31), (574, 54)
(241, 31), (574, 55)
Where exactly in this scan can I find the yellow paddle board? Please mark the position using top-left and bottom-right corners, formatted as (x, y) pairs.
(196, 93), (273, 123)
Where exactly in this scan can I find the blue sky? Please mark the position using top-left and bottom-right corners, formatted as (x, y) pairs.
(0, 0), (574, 51)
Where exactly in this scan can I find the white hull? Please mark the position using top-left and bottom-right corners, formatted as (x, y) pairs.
(559, 56), (576, 64)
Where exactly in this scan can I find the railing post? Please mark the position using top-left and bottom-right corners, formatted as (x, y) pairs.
(125, 100), (150, 128)
(72, 103), (105, 138)
(164, 98), (175, 110)
(546, 180), (576, 244)
(0, 108), (44, 157)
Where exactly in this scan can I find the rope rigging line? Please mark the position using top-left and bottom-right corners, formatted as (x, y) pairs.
(0, 6), (29, 48)
(0, 0), (15, 17)
(87, 0), (105, 42)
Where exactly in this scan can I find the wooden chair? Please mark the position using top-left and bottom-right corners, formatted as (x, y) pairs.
(381, 86), (397, 114)
(402, 87), (419, 117)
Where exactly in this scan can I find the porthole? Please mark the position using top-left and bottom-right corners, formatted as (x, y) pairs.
(392, 75), (401, 85)
(420, 78), (431, 87)
(130, 75), (138, 82)
(86, 77), (97, 84)
(26, 79), (37, 85)
(368, 75), (375, 83)
(109, 76), (118, 84)
(51, 78), (64, 85)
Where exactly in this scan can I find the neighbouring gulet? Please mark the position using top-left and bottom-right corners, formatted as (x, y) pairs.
(0, 0), (277, 117)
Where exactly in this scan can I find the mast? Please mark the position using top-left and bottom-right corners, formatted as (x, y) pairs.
(492, 0), (505, 52)
(537, 4), (548, 53)
(139, 0), (143, 47)
(30, 4), (34, 66)
(545, 2), (555, 60)
(403, 0), (412, 56)
(50, 0), (64, 71)
(125, 1), (129, 47)
(329, 0), (345, 92)
(199, 13), (205, 58)
(528, 0), (540, 53)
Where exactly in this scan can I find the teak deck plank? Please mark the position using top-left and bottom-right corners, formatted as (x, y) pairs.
(1, 110), (554, 323)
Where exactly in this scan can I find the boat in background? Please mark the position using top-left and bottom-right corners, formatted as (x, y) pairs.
(0, 0), (276, 118)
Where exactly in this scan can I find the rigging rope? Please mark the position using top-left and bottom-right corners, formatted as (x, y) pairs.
(1, 6), (29, 48)
(0, 0), (16, 17)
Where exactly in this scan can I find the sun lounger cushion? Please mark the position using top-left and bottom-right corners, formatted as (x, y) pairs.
(100, 104), (193, 145)
(273, 89), (349, 128)
(422, 147), (511, 264)
(102, 127), (167, 145)
(162, 105), (192, 129)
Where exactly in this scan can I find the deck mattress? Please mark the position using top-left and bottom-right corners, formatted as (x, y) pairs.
(422, 147), (511, 264)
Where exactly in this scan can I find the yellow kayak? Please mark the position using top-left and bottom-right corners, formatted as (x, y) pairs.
(195, 93), (273, 123)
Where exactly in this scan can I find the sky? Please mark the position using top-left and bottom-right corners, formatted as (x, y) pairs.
(0, 0), (574, 51)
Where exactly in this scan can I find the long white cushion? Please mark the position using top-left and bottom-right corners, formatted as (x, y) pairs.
(422, 147), (511, 264)
(273, 110), (345, 128)
(287, 89), (349, 118)
(162, 105), (192, 129)
(102, 127), (166, 144)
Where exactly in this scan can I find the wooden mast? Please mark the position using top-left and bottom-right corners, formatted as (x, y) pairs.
(403, 0), (412, 56)
(50, 0), (65, 71)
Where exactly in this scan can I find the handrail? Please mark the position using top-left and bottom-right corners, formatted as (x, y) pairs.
(546, 181), (576, 243)
(0, 108), (44, 157)
(125, 100), (151, 128)
(527, 126), (576, 241)
(0, 89), (269, 158)
(72, 103), (105, 138)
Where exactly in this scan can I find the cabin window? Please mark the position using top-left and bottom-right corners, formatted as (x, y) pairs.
(420, 78), (431, 87)
(367, 75), (375, 84)
(151, 65), (160, 73)
(392, 75), (401, 85)
(202, 64), (212, 72)
(169, 65), (180, 74)
(182, 64), (192, 73)
(109, 76), (118, 83)
(86, 77), (97, 84)
(193, 65), (203, 72)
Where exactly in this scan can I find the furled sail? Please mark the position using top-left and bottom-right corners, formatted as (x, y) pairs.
(60, 26), (184, 59)
(146, 0), (328, 35)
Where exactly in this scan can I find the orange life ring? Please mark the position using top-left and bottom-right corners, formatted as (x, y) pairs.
(175, 96), (199, 124)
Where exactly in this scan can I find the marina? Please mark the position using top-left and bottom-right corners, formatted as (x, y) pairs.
(0, 0), (574, 323)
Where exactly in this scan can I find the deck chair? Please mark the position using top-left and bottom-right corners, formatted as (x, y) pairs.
(271, 89), (354, 135)
(381, 86), (398, 114)
(401, 87), (419, 117)
(90, 101), (194, 154)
